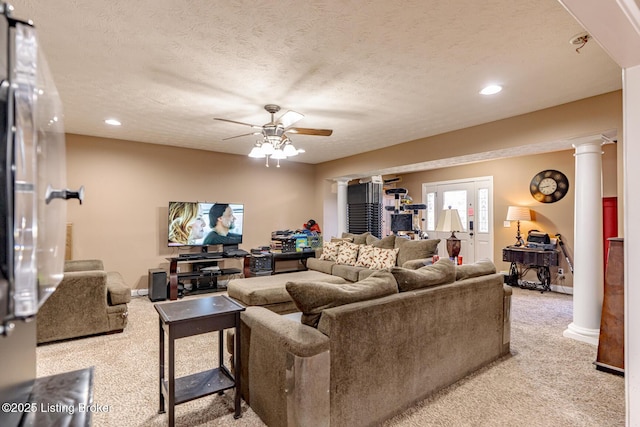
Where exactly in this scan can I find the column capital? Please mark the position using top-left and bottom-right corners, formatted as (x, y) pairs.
(572, 138), (605, 155)
(334, 178), (350, 185)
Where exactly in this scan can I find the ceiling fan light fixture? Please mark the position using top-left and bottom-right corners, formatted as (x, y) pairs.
(283, 143), (298, 157)
(271, 148), (287, 160)
(248, 145), (265, 158)
(261, 141), (275, 155)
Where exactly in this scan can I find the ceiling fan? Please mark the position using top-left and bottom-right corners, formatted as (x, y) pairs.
(214, 104), (333, 167)
(214, 104), (333, 141)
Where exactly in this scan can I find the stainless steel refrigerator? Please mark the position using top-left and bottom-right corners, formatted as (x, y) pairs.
(0, 3), (77, 425)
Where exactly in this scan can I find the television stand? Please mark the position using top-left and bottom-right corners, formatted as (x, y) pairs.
(166, 255), (245, 300)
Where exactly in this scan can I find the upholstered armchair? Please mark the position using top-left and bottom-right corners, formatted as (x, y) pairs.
(36, 259), (130, 344)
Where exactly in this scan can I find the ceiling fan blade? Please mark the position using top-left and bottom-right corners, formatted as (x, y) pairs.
(214, 118), (262, 129)
(278, 110), (304, 128)
(222, 131), (262, 141)
(287, 127), (333, 137)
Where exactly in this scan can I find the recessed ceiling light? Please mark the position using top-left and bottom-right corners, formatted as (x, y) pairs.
(480, 85), (502, 95)
(105, 119), (121, 126)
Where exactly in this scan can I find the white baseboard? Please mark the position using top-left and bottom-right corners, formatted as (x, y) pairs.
(551, 284), (573, 295)
(131, 288), (149, 297)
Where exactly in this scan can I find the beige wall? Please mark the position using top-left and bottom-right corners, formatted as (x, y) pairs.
(397, 144), (618, 287)
(64, 90), (622, 292)
(315, 91), (622, 289)
(65, 134), (318, 290)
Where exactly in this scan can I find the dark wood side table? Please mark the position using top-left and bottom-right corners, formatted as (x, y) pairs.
(155, 295), (245, 426)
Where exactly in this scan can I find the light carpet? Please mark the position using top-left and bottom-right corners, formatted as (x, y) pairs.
(36, 287), (625, 426)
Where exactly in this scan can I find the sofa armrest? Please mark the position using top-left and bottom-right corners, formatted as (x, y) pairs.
(64, 259), (104, 272)
(106, 271), (131, 305)
(241, 307), (330, 427)
(401, 257), (433, 270)
(242, 306), (329, 357)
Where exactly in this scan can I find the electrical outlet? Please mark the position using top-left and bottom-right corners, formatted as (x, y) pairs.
(503, 221), (511, 228)
(558, 268), (564, 275)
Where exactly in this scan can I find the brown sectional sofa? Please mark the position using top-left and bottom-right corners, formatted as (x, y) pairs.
(228, 250), (512, 427)
(36, 259), (131, 344)
(228, 233), (440, 313)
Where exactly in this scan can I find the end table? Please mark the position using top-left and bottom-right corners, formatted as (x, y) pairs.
(155, 295), (245, 426)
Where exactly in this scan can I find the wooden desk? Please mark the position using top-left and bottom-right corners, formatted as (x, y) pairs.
(155, 295), (245, 426)
(503, 246), (559, 292)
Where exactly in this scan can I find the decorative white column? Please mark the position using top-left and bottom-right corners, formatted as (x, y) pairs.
(336, 179), (349, 236)
(563, 139), (605, 345)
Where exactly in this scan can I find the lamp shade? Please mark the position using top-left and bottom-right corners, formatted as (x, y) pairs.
(506, 206), (531, 221)
(436, 208), (464, 233)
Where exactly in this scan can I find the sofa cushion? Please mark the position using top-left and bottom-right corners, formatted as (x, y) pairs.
(341, 231), (370, 245)
(394, 238), (440, 267)
(455, 258), (496, 281)
(331, 237), (354, 243)
(390, 258), (455, 292)
(354, 244), (376, 268)
(306, 257), (335, 274)
(366, 234), (397, 249)
(335, 241), (360, 265)
(319, 241), (342, 261)
(228, 270), (347, 307)
(331, 264), (367, 282)
(370, 247), (399, 270)
(64, 259), (104, 272)
(286, 270), (398, 328)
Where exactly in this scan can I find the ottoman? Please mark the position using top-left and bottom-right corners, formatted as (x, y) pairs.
(227, 270), (347, 314)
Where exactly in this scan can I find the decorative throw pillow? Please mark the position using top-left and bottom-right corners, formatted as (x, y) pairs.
(390, 258), (456, 292)
(336, 242), (360, 265)
(355, 244), (376, 268)
(341, 231), (371, 245)
(285, 271), (398, 328)
(319, 241), (342, 261)
(455, 259), (496, 281)
(394, 238), (441, 267)
(369, 247), (400, 270)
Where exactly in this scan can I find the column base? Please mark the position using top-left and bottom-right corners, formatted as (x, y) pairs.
(563, 322), (599, 345)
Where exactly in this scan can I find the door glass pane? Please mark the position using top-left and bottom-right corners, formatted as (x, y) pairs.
(426, 192), (435, 230)
(442, 190), (467, 231)
(478, 188), (489, 233)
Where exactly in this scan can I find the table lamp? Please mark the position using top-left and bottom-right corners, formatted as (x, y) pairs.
(506, 206), (531, 246)
(436, 207), (464, 260)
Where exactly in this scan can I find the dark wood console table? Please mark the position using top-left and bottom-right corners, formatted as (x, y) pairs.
(271, 251), (315, 274)
(503, 246), (559, 292)
(155, 295), (245, 426)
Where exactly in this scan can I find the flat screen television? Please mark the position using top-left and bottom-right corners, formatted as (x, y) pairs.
(168, 201), (244, 249)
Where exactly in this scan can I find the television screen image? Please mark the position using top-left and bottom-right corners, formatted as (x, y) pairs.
(168, 201), (244, 247)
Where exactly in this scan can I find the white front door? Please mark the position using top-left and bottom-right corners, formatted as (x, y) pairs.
(422, 177), (493, 263)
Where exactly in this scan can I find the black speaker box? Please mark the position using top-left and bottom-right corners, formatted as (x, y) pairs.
(148, 268), (167, 302)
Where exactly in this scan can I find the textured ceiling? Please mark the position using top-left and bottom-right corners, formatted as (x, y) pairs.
(9, 0), (621, 164)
